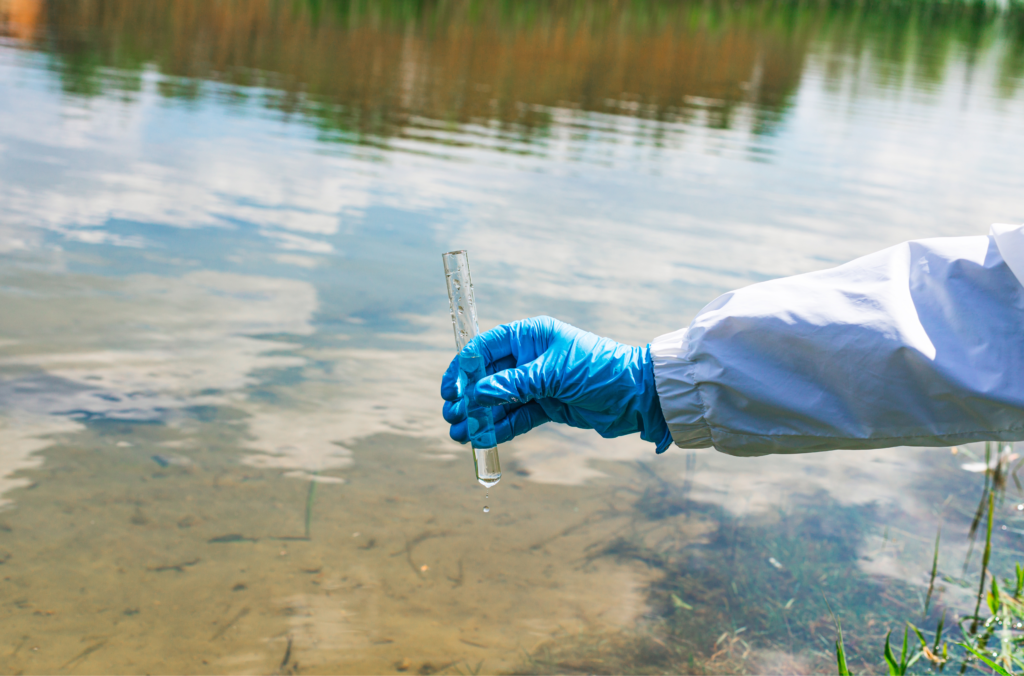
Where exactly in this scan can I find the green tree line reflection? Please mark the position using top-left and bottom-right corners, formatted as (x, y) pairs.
(4, 0), (1024, 149)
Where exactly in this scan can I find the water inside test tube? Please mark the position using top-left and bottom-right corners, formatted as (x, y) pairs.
(460, 352), (501, 487)
(472, 444), (501, 488)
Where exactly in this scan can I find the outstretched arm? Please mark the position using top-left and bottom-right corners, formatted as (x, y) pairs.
(442, 224), (1024, 457)
(654, 224), (1024, 456)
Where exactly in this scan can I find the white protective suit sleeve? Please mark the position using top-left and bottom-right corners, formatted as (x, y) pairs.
(651, 223), (1024, 457)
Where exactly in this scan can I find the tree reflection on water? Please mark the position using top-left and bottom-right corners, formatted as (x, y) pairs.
(3, 0), (1023, 154)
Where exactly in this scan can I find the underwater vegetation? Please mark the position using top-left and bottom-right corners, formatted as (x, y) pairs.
(510, 461), (917, 674)
(511, 443), (1024, 675)
(861, 444), (1024, 676)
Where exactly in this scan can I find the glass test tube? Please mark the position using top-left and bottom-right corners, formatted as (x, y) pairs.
(442, 250), (501, 488)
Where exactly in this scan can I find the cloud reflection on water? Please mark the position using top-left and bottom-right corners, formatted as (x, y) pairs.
(2, 13), (1024, 503)
(1, 2), (1023, 671)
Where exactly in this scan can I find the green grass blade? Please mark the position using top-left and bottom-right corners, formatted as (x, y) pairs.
(958, 642), (1014, 676)
(884, 629), (901, 676)
(963, 486), (989, 577)
(934, 611), (946, 653)
(971, 492), (995, 635)
(925, 526), (942, 617)
(837, 630), (851, 676)
(909, 623), (928, 649)
(823, 593), (851, 676)
(989, 577), (1001, 617)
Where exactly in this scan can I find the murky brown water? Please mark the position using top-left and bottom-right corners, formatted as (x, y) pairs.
(2, 0), (1024, 673)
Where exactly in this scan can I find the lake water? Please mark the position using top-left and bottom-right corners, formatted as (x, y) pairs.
(2, 1), (1024, 673)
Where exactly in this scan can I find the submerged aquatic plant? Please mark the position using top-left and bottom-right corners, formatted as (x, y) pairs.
(522, 463), (928, 674)
(954, 565), (1024, 675)
(854, 443), (1024, 676)
(879, 562), (1024, 676)
(926, 527), (943, 618)
(911, 612), (950, 668)
(883, 626), (923, 675)
(516, 441), (1024, 675)
(958, 642), (1012, 676)
(825, 595), (851, 676)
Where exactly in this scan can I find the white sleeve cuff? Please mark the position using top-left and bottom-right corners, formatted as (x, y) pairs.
(650, 327), (713, 448)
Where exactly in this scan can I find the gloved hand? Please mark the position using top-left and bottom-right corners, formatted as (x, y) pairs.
(440, 316), (674, 453)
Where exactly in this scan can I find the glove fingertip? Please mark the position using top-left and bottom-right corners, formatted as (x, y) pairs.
(449, 420), (469, 444)
(442, 399), (467, 424)
(440, 355), (462, 400)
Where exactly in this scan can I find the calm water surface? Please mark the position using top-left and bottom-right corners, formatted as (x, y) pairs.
(2, 1), (1024, 673)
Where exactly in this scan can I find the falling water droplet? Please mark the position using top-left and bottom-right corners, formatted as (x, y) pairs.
(483, 506), (490, 513)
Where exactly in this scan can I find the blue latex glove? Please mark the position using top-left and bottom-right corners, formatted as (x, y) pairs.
(440, 316), (674, 453)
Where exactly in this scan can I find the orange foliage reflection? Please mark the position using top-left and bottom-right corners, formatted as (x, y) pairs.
(32, 0), (811, 140)
(0, 0), (43, 40)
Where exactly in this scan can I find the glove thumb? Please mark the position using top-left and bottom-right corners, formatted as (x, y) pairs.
(473, 361), (548, 407)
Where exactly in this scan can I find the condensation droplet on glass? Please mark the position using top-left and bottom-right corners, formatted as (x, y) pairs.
(483, 506), (490, 513)
(458, 305), (465, 314)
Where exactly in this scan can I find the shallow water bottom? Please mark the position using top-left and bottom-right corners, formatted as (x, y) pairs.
(0, 425), (693, 674)
(0, 415), (1010, 675)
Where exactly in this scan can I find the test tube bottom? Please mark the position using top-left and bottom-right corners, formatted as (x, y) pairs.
(474, 445), (501, 488)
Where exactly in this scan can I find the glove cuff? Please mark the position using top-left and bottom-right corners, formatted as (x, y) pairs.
(639, 345), (674, 454)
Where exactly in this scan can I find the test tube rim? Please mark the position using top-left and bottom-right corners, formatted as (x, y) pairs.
(443, 249), (468, 257)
